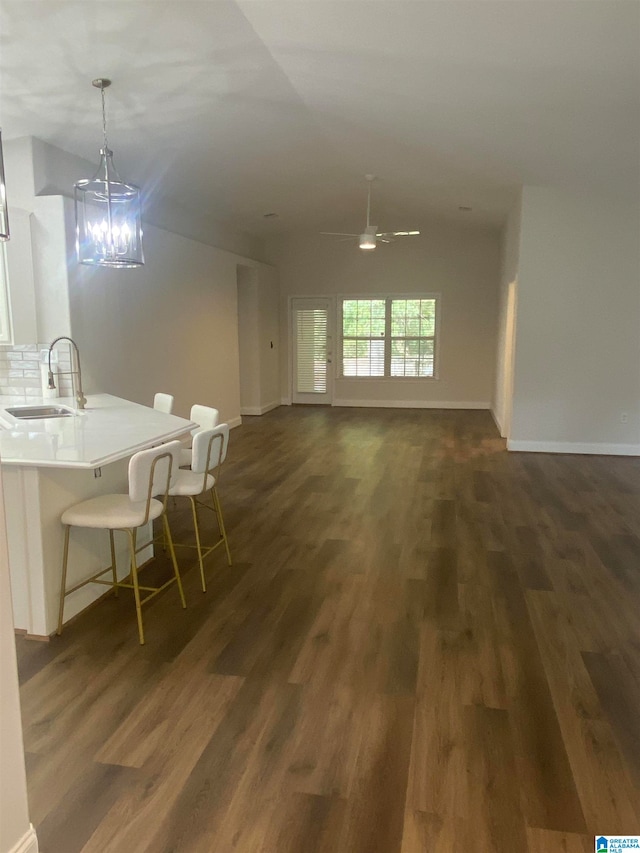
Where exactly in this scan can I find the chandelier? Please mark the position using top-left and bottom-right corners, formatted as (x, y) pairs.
(74, 79), (144, 268)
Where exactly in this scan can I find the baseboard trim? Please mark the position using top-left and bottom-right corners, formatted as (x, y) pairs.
(280, 397), (292, 406)
(507, 439), (640, 456)
(228, 416), (243, 429)
(9, 825), (39, 853)
(23, 632), (50, 642)
(240, 401), (280, 416)
(332, 399), (491, 410)
(490, 407), (506, 437)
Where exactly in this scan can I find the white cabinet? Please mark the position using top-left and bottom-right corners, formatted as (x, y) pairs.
(0, 243), (11, 343)
(1, 207), (38, 344)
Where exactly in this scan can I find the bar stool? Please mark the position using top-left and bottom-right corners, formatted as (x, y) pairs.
(57, 441), (185, 644)
(153, 392), (174, 414)
(169, 424), (231, 592)
(179, 404), (219, 468)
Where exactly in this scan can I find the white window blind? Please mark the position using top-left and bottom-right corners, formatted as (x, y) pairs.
(340, 296), (438, 378)
(295, 308), (328, 393)
(390, 298), (436, 377)
(341, 298), (385, 376)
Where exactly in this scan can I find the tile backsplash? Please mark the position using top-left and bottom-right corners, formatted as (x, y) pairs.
(0, 343), (74, 397)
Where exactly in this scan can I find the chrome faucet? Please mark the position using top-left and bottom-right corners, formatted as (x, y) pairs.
(47, 336), (87, 410)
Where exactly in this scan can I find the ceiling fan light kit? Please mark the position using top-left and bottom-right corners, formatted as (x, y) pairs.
(320, 175), (420, 251)
(359, 225), (377, 250)
(74, 78), (144, 268)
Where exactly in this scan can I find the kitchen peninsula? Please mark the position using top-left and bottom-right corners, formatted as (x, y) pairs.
(0, 394), (195, 637)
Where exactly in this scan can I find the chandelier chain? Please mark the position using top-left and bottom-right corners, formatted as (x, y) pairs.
(100, 84), (109, 152)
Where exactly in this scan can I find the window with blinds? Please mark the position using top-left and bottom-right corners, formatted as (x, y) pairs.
(295, 308), (328, 393)
(340, 296), (438, 378)
(342, 299), (385, 376)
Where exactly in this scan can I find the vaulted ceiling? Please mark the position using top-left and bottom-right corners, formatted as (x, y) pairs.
(0, 0), (638, 236)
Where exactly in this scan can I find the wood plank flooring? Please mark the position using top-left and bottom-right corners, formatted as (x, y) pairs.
(15, 407), (640, 852)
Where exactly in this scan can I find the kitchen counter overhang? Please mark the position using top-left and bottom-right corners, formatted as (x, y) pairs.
(0, 393), (196, 468)
(0, 393), (198, 637)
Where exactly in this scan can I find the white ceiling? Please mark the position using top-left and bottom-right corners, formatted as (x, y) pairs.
(0, 0), (638, 237)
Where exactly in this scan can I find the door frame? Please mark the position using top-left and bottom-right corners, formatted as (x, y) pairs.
(502, 278), (518, 438)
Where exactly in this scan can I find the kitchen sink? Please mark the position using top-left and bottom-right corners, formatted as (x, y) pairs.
(5, 405), (75, 420)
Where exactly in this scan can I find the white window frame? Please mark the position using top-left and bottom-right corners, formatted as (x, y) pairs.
(338, 294), (440, 380)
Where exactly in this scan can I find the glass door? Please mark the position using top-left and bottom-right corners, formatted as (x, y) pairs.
(291, 298), (333, 404)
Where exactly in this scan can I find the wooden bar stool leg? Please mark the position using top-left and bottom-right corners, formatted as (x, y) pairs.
(211, 487), (232, 566)
(163, 514), (186, 608)
(127, 528), (145, 645)
(109, 529), (118, 597)
(57, 525), (71, 636)
(189, 496), (207, 592)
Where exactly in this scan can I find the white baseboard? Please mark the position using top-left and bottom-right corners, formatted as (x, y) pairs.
(490, 407), (506, 437)
(240, 401), (280, 416)
(507, 439), (640, 456)
(332, 399), (491, 410)
(280, 397), (292, 406)
(228, 416), (243, 429)
(9, 825), (39, 853)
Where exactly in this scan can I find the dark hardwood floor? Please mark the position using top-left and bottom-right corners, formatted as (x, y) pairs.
(15, 407), (640, 852)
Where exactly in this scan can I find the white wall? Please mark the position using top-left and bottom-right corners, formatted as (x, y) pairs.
(257, 266), (280, 412)
(237, 264), (280, 416)
(493, 195), (522, 435)
(237, 265), (260, 413)
(66, 198), (255, 426)
(509, 186), (640, 454)
(266, 224), (501, 408)
(31, 196), (73, 342)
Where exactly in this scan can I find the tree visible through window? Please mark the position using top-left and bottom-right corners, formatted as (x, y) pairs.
(340, 297), (437, 378)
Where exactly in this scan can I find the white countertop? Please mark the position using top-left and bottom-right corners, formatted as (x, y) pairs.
(0, 394), (196, 469)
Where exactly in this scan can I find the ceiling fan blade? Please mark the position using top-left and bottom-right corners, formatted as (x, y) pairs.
(320, 231), (360, 237)
(378, 238), (394, 243)
(377, 230), (421, 237)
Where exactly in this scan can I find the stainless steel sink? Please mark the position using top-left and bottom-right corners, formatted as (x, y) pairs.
(5, 405), (75, 420)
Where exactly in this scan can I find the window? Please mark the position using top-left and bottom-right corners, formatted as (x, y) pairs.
(340, 296), (438, 378)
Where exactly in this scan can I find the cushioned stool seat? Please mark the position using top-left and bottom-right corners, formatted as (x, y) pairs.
(57, 441), (186, 645)
(61, 494), (165, 529)
(168, 424), (231, 592)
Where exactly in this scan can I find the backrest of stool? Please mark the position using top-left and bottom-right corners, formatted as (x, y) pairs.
(189, 404), (219, 438)
(191, 423), (229, 478)
(153, 392), (174, 414)
(129, 441), (182, 512)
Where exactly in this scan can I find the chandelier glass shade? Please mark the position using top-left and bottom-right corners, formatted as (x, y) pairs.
(0, 129), (9, 241)
(74, 79), (143, 268)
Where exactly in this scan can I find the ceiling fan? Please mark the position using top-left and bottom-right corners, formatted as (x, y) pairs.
(320, 175), (420, 250)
